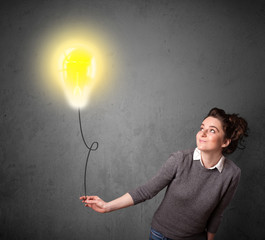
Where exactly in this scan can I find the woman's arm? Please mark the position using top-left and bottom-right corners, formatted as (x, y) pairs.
(206, 169), (241, 233)
(80, 193), (134, 213)
(80, 154), (179, 213)
(207, 232), (215, 240)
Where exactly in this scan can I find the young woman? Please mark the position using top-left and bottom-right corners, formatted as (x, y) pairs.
(80, 108), (248, 240)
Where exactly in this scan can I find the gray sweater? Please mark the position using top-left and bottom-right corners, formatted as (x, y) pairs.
(128, 149), (241, 240)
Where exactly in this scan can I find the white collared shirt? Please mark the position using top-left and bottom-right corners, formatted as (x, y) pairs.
(193, 148), (225, 173)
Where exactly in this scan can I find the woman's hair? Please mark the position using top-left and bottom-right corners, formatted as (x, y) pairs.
(206, 107), (249, 154)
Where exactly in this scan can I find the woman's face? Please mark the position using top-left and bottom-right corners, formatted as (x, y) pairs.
(196, 116), (230, 154)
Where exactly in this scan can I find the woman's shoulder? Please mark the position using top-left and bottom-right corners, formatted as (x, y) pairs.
(223, 157), (241, 177)
(171, 149), (194, 156)
(170, 149), (194, 163)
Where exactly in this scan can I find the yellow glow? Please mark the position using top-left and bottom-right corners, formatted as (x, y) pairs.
(59, 46), (97, 108)
(35, 24), (118, 109)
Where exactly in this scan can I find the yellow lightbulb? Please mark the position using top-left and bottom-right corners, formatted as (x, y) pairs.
(60, 46), (96, 108)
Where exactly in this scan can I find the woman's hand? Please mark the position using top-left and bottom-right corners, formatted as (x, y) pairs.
(80, 196), (109, 213)
(80, 193), (134, 213)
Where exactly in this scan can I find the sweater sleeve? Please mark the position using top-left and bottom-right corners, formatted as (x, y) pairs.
(128, 153), (179, 205)
(207, 168), (241, 233)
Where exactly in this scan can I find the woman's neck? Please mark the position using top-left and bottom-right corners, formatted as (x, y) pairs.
(201, 150), (223, 169)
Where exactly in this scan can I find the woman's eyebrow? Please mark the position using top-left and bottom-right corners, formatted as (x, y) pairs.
(201, 123), (220, 132)
(209, 126), (220, 132)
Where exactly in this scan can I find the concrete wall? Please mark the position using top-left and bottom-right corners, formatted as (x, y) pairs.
(1, 0), (265, 239)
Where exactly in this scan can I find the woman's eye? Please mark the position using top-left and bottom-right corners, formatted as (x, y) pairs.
(210, 129), (215, 133)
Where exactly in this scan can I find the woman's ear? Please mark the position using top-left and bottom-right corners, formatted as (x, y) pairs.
(222, 138), (231, 148)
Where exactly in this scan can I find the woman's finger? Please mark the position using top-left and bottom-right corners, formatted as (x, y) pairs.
(85, 199), (100, 204)
(83, 196), (99, 200)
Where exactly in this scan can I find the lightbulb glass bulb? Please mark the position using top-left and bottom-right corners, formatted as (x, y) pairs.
(60, 46), (96, 108)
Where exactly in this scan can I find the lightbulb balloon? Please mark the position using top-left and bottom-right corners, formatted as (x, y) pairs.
(58, 44), (99, 196)
(60, 46), (96, 109)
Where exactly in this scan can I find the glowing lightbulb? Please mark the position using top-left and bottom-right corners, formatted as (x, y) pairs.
(60, 46), (96, 108)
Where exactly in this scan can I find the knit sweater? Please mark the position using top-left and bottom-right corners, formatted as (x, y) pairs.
(128, 149), (241, 240)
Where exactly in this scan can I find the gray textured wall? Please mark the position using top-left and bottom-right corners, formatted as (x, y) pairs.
(1, 0), (265, 239)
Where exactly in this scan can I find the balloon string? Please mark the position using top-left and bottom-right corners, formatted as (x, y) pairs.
(78, 108), (99, 196)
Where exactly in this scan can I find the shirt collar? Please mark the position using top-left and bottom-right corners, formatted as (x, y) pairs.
(193, 148), (225, 173)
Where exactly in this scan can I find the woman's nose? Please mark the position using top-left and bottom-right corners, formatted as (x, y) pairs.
(201, 130), (207, 136)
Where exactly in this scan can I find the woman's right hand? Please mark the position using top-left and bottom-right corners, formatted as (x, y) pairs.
(80, 196), (109, 213)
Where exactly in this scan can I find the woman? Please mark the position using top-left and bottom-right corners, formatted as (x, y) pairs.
(80, 107), (248, 240)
